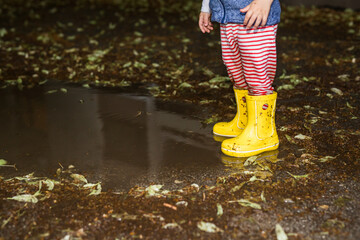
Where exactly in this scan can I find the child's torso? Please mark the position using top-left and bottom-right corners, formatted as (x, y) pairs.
(210, 0), (281, 25)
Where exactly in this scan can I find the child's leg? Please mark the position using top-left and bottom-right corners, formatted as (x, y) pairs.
(220, 24), (280, 157)
(221, 24), (278, 95)
(213, 25), (249, 139)
(237, 24), (278, 96)
(220, 24), (248, 90)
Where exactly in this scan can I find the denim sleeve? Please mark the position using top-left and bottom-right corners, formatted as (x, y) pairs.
(201, 0), (211, 13)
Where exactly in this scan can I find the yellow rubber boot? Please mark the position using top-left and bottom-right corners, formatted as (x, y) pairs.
(213, 89), (248, 138)
(221, 92), (279, 157)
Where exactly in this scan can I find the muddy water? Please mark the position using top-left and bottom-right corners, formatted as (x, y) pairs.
(0, 82), (254, 190)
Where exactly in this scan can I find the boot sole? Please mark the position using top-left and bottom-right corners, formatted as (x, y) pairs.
(221, 143), (279, 158)
(212, 131), (239, 138)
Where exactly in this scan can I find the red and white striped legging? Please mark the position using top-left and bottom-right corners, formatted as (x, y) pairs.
(221, 24), (278, 96)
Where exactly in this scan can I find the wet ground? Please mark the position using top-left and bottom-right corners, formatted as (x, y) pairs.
(0, 0), (360, 239)
(0, 81), (230, 190)
(282, 0), (360, 9)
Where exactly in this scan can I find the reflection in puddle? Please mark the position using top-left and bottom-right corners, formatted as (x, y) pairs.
(221, 150), (280, 179)
(0, 82), (281, 190)
(0, 82), (227, 190)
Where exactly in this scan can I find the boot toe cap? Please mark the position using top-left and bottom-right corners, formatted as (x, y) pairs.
(213, 122), (242, 137)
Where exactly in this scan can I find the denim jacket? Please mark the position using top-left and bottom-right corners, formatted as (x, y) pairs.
(209, 0), (281, 26)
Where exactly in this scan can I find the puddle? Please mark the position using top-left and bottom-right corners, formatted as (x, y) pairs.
(0, 82), (240, 190)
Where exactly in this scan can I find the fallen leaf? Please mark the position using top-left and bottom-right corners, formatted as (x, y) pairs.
(217, 203), (223, 217)
(41, 69), (50, 75)
(204, 115), (220, 124)
(230, 182), (246, 192)
(134, 61), (147, 69)
(46, 90), (58, 94)
(209, 76), (229, 84)
(70, 174), (88, 184)
(145, 184), (163, 196)
(331, 88), (343, 96)
(34, 181), (42, 196)
(287, 171), (309, 180)
(59, 88), (67, 93)
(84, 182), (102, 196)
(277, 84), (295, 91)
(346, 102), (354, 109)
(0, 159), (7, 166)
(178, 82), (192, 88)
(228, 199), (261, 210)
(143, 214), (165, 221)
(39, 80), (48, 85)
(275, 224), (288, 240)
(202, 67), (215, 77)
(182, 38), (191, 44)
(0, 28), (8, 37)
(161, 190), (170, 195)
(261, 190), (266, 203)
(337, 74), (349, 81)
(8, 194), (38, 203)
(117, 80), (131, 87)
(249, 175), (263, 182)
(323, 218), (345, 229)
(162, 223), (181, 229)
(244, 156), (258, 166)
(43, 179), (55, 191)
(199, 99), (216, 104)
(319, 156), (336, 162)
(285, 134), (295, 144)
(175, 201), (188, 207)
(197, 221), (223, 233)
(294, 134), (312, 140)
(319, 205), (329, 210)
(111, 213), (137, 221)
(284, 198), (294, 203)
(13, 173), (36, 182)
(122, 61), (132, 68)
(191, 183), (200, 191)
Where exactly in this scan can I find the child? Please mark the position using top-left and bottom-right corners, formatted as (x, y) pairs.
(199, 0), (281, 158)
